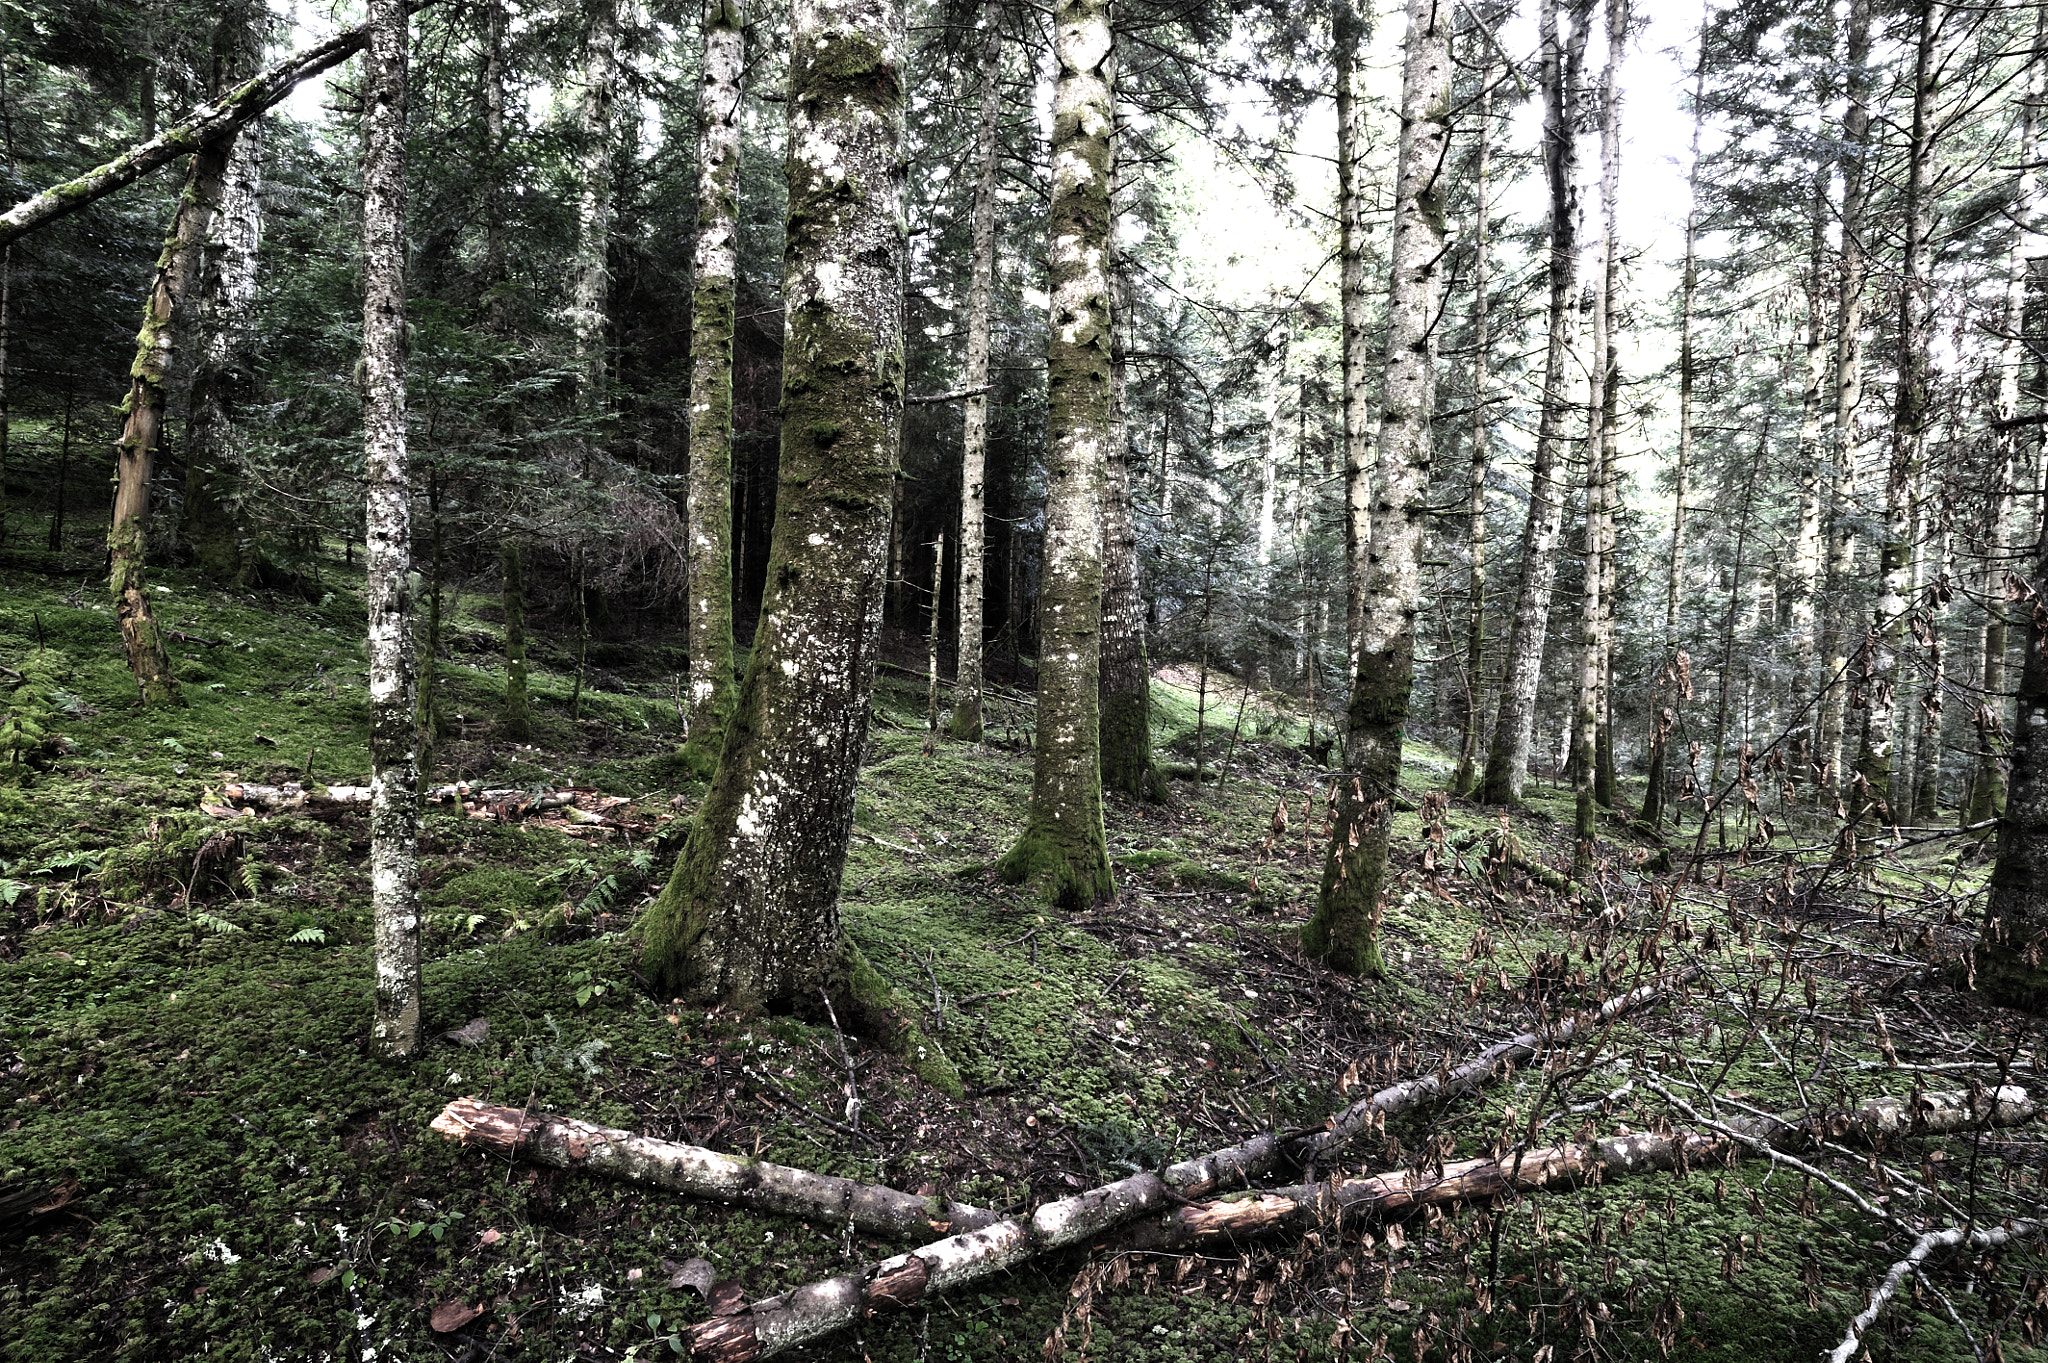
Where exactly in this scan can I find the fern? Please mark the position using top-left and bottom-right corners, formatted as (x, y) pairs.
(286, 926), (328, 944)
(629, 848), (653, 874)
(195, 912), (243, 934)
(239, 862), (266, 898)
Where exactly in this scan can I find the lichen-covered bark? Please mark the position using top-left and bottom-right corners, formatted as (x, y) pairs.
(678, 0), (746, 778)
(1479, 0), (1590, 806)
(0, 11), (424, 250)
(184, 108), (264, 584)
(568, 0), (619, 399)
(639, 0), (953, 1094)
(1450, 76), (1492, 800)
(1333, 0), (1371, 672)
(1303, 0), (1447, 977)
(995, 0), (1115, 907)
(1099, 254), (1165, 803)
(1854, 0), (1941, 829)
(1973, 13), (2043, 826)
(1819, 0), (1873, 793)
(501, 542), (530, 740)
(111, 142), (232, 708)
(1785, 165), (1830, 740)
(363, 0), (421, 1060)
(948, 20), (1002, 744)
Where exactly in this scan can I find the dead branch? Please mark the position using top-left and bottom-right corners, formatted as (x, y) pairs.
(429, 1098), (995, 1239)
(1827, 1219), (2044, 1363)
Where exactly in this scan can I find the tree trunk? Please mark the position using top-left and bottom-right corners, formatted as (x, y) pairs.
(569, 0), (619, 401)
(1854, 0), (1941, 831)
(1573, 0), (1624, 874)
(995, 0), (1116, 908)
(1302, 0), (1448, 978)
(1333, 0), (1371, 674)
(1786, 162), (1831, 746)
(184, 92), (265, 584)
(1479, 0), (1591, 805)
(1644, 24), (1707, 830)
(677, 0), (746, 779)
(948, 18), (1001, 743)
(638, 0), (953, 1092)
(363, 0), (420, 1061)
(1255, 315), (1288, 570)
(1450, 76), (1491, 800)
(112, 144), (235, 707)
(1972, 12), (2044, 827)
(1911, 453), (1952, 823)
(1984, 423), (2048, 1009)
(1819, 0), (1874, 795)
(1100, 219), (1166, 802)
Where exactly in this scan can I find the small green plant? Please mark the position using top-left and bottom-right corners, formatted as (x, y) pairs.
(383, 1208), (464, 1244)
(282, 909), (327, 944)
(568, 967), (607, 1008)
(194, 912), (243, 935)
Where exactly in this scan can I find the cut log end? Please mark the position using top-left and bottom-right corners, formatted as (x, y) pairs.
(430, 1097), (534, 1154)
(688, 1311), (760, 1363)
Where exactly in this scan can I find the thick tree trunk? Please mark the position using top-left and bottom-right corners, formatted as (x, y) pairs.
(1573, 0), (1624, 874)
(1854, 0), (1941, 830)
(363, 0), (420, 1061)
(1333, 0), (1371, 673)
(1302, 0), (1448, 977)
(432, 1098), (999, 1236)
(184, 105), (265, 584)
(677, 0), (746, 779)
(111, 144), (234, 708)
(996, 0), (1116, 908)
(1819, 0), (1874, 794)
(1972, 14), (2044, 826)
(948, 19), (1002, 743)
(638, 0), (953, 1092)
(1480, 0), (1591, 805)
(1450, 75), (1492, 799)
(569, 0), (619, 400)
(1644, 29), (1706, 830)
(1984, 445), (2048, 1008)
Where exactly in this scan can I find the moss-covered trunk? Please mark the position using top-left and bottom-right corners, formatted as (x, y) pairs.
(362, 0), (421, 1060)
(948, 18), (1002, 744)
(677, 0), (745, 778)
(501, 542), (529, 740)
(639, 0), (953, 1090)
(111, 141), (234, 708)
(996, 0), (1116, 908)
(1478, 0), (1590, 806)
(1303, 0), (1448, 977)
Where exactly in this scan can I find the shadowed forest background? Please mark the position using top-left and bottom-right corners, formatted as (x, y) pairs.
(4, 0), (2048, 1359)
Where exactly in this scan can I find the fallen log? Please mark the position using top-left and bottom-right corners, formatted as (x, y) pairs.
(209, 782), (591, 818)
(0, 0), (441, 250)
(429, 1099), (997, 1240)
(699, 1085), (2038, 1359)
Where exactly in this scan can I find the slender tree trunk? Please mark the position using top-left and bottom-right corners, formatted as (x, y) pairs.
(1786, 162), (1831, 745)
(1256, 315), (1288, 570)
(1972, 11), (2044, 826)
(1100, 255), (1167, 802)
(950, 18), (1001, 743)
(1594, 339), (1619, 809)
(184, 100), (264, 584)
(1912, 457), (1952, 823)
(996, 0), (1117, 908)
(1820, 0), (1874, 794)
(363, 0), (420, 1060)
(501, 544), (530, 739)
(47, 386), (72, 553)
(569, 0), (619, 400)
(1303, 0), (1448, 978)
(1334, 0), (1371, 673)
(1573, 0), (1624, 873)
(419, 467), (443, 757)
(1644, 21), (1707, 830)
(0, 249), (10, 549)
(677, 0), (746, 778)
(1854, 0), (1941, 831)
(1479, 0), (1591, 805)
(1451, 77), (1491, 800)
(112, 144), (236, 707)
(638, 0), (952, 1092)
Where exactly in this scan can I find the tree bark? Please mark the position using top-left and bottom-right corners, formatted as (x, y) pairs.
(1333, 0), (1371, 674)
(1972, 11), (2044, 827)
(1480, 0), (1591, 805)
(0, 12), (438, 250)
(1786, 163), (1831, 746)
(996, 0), (1116, 907)
(363, 0), (421, 1060)
(1854, 0), (1941, 830)
(948, 17), (1002, 743)
(183, 88), (264, 584)
(111, 144), (233, 708)
(1819, 0), (1874, 795)
(1451, 70), (1493, 800)
(678, 0), (746, 778)
(1303, 0), (1449, 977)
(637, 0), (952, 1092)
(569, 0), (620, 400)
(431, 1098), (999, 1237)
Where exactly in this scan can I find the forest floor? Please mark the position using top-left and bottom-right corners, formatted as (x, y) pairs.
(1, 559), (2044, 1363)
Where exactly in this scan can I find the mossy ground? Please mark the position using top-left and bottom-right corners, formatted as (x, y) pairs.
(1, 558), (2042, 1361)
